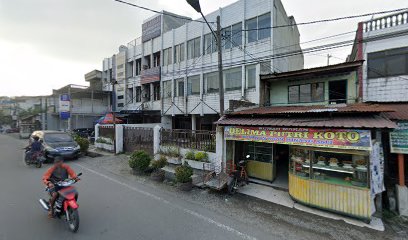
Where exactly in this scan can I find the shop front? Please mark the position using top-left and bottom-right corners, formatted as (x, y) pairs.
(224, 125), (377, 220)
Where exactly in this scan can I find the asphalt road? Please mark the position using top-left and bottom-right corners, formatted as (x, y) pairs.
(0, 134), (273, 240)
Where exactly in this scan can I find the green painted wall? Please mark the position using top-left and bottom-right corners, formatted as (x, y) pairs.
(269, 71), (358, 106)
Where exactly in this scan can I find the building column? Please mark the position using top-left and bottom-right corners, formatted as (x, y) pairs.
(191, 114), (197, 131)
(397, 154), (408, 216)
(399, 154), (405, 186)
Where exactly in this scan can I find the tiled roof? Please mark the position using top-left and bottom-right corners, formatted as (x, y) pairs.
(230, 103), (394, 116)
(217, 115), (396, 129)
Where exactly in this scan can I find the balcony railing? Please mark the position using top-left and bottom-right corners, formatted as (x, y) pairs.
(363, 11), (408, 33)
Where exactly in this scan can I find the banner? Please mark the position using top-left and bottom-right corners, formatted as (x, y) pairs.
(390, 121), (408, 154)
(224, 126), (372, 151)
(59, 94), (70, 120)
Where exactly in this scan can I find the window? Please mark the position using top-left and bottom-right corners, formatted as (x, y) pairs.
(118, 103), (124, 108)
(187, 37), (200, 59)
(175, 78), (184, 97)
(288, 85), (299, 103)
(224, 67), (242, 91)
(203, 33), (217, 54)
(144, 84), (151, 101)
(127, 88), (134, 103)
(153, 82), (160, 101)
(368, 47), (408, 78)
(117, 64), (124, 69)
(246, 17), (258, 43)
(231, 22), (242, 46)
(187, 75), (200, 95)
(246, 13), (271, 43)
(144, 55), (151, 69)
(163, 80), (172, 98)
(180, 43), (185, 62)
(205, 72), (219, 93)
(163, 48), (172, 66)
(288, 83), (325, 103)
(135, 59), (142, 76)
(244, 142), (273, 163)
(153, 52), (160, 67)
(258, 13), (271, 40)
(127, 61), (134, 77)
(174, 45), (180, 63)
(246, 65), (256, 89)
(222, 28), (231, 49)
(117, 95), (124, 100)
(329, 80), (347, 104)
(136, 86), (142, 102)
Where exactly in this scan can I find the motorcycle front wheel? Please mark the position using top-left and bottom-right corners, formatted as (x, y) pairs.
(23, 153), (30, 166)
(227, 178), (238, 195)
(67, 208), (80, 233)
(35, 161), (42, 168)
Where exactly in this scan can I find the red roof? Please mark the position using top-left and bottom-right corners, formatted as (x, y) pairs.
(381, 103), (408, 120)
(230, 103), (394, 116)
(217, 115), (396, 129)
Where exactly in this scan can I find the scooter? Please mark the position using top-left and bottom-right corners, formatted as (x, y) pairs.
(24, 148), (45, 168)
(39, 173), (82, 233)
(227, 155), (249, 195)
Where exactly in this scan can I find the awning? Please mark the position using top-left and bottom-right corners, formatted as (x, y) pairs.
(217, 115), (397, 129)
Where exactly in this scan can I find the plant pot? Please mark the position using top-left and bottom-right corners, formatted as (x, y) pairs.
(150, 169), (165, 182)
(167, 157), (182, 165)
(178, 181), (193, 191)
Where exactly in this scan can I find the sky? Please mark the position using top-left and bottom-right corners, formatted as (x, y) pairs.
(0, 0), (406, 97)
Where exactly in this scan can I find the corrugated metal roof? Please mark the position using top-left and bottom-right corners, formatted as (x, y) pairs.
(381, 103), (408, 120)
(230, 103), (394, 116)
(217, 115), (396, 129)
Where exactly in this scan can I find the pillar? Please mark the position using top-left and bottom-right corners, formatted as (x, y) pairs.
(191, 114), (197, 131)
(215, 125), (224, 174)
(399, 154), (405, 186)
(115, 124), (124, 154)
(153, 125), (161, 155)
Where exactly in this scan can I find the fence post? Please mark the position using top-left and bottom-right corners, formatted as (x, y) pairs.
(153, 125), (161, 155)
(115, 124), (124, 154)
(94, 124), (99, 141)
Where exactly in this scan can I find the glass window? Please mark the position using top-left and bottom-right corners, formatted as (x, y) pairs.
(205, 72), (219, 93)
(194, 37), (201, 58)
(224, 67), (242, 91)
(180, 43), (185, 62)
(174, 45), (180, 63)
(387, 54), (406, 76)
(117, 95), (124, 100)
(127, 88), (134, 103)
(367, 47), (408, 78)
(288, 85), (299, 103)
(289, 147), (310, 177)
(258, 13), (271, 40)
(231, 22), (242, 47)
(222, 28), (232, 49)
(187, 39), (194, 60)
(204, 34), (212, 55)
(187, 75), (200, 95)
(368, 57), (386, 78)
(163, 80), (172, 98)
(175, 78), (184, 97)
(244, 142), (273, 163)
(246, 65), (256, 89)
(118, 103), (124, 108)
(163, 48), (172, 66)
(153, 83), (160, 101)
(299, 84), (312, 102)
(311, 83), (324, 102)
(246, 17), (257, 43)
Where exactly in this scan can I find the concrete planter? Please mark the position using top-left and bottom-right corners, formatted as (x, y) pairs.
(166, 157), (182, 165)
(95, 142), (114, 152)
(178, 181), (193, 191)
(183, 159), (209, 170)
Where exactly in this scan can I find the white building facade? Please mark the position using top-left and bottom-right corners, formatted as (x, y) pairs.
(102, 0), (304, 130)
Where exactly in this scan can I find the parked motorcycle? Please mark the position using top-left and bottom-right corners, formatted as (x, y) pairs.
(24, 148), (45, 168)
(39, 173), (82, 233)
(227, 156), (249, 195)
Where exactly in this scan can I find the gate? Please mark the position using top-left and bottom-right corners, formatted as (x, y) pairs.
(123, 127), (154, 155)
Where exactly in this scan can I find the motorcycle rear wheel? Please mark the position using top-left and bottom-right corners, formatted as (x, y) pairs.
(67, 208), (80, 233)
(36, 161), (42, 168)
(227, 178), (238, 195)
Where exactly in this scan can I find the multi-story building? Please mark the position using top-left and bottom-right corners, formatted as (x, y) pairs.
(101, 0), (303, 130)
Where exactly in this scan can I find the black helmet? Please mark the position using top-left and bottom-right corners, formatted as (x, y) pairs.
(33, 136), (40, 141)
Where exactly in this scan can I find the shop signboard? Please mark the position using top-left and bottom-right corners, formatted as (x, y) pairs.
(390, 121), (408, 154)
(224, 126), (372, 151)
(59, 94), (70, 120)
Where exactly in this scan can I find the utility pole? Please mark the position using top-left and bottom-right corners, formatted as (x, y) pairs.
(327, 54), (332, 66)
(112, 80), (117, 154)
(216, 16), (224, 116)
(186, 0), (224, 116)
(67, 85), (71, 131)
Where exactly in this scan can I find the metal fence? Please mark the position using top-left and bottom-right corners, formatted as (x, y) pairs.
(98, 125), (115, 139)
(160, 129), (216, 153)
(123, 126), (154, 155)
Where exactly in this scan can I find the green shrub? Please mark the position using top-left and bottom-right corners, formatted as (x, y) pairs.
(185, 151), (196, 160)
(160, 146), (181, 158)
(152, 156), (167, 170)
(129, 150), (152, 172)
(175, 162), (193, 183)
(194, 152), (209, 162)
(75, 137), (90, 153)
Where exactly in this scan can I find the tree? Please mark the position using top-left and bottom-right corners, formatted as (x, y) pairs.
(0, 111), (12, 126)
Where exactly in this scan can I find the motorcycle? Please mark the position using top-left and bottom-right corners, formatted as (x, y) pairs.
(24, 148), (45, 168)
(39, 173), (82, 233)
(227, 156), (249, 195)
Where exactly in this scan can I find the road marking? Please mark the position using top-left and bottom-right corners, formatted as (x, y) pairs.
(74, 163), (257, 240)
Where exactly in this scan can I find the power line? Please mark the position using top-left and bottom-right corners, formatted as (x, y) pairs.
(113, 0), (213, 24)
(240, 8), (408, 31)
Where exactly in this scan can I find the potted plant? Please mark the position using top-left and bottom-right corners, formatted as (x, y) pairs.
(175, 162), (194, 191)
(185, 150), (195, 160)
(128, 150), (152, 175)
(194, 152), (209, 163)
(74, 136), (90, 156)
(150, 156), (167, 182)
(161, 146), (182, 164)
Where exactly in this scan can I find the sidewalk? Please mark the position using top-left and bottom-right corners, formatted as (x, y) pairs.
(238, 183), (385, 231)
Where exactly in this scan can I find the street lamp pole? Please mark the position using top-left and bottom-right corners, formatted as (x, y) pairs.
(111, 79), (118, 154)
(187, 0), (224, 116)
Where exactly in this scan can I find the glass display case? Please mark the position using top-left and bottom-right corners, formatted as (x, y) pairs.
(290, 146), (369, 188)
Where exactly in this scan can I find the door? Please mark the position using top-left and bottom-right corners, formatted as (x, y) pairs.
(240, 141), (274, 182)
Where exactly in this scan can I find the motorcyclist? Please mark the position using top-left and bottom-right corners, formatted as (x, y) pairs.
(42, 157), (78, 217)
(26, 136), (43, 160)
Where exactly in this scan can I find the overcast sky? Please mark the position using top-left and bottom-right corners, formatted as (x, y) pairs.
(0, 0), (406, 96)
